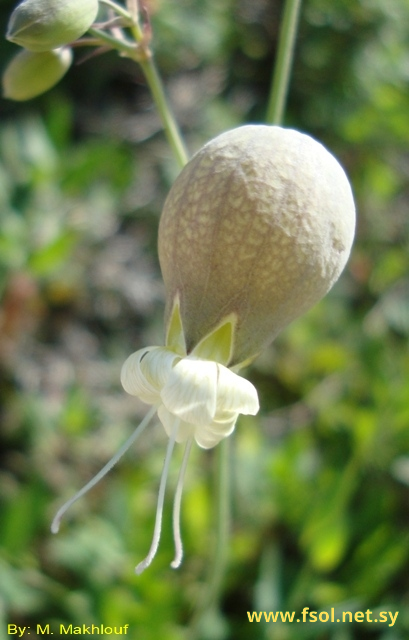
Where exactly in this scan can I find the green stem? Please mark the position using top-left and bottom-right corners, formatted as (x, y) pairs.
(88, 27), (135, 54)
(213, 438), (230, 600)
(87, 27), (189, 169)
(266, 0), (302, 125)
(138, 58), (189, 168)
(99, 0), (132, 21)
(188, 438), (230, 637)
(210, 437), (230, 602)
(126, 0), (140, 24)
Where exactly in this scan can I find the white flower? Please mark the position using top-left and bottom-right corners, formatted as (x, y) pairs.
(52, 302), (259, 574)
(121, 348), (259, 449)
(51, 125), (355, 576)
(117, 303), (258, 573)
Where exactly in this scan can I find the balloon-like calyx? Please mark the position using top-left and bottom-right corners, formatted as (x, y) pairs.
(159, 125), (356, 367)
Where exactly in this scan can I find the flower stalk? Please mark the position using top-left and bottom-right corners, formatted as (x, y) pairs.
(89, 13), (188, 169)
(88, 1), (189, 169)
(137, 57), (189, 169)
(266, 0), (303, 125)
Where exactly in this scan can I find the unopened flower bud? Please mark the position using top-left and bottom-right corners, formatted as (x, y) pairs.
(159, 125), (356, 367)
(6, 0), (99, 52)
(2, 47), (72, 100)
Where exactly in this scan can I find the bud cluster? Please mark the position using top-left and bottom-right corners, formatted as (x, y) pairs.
(3, 0), (99, 100)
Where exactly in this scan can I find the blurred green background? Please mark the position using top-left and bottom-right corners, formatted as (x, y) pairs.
(1, 0), (409, 638)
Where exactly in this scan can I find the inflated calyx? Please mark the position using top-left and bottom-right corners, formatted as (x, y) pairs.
(159, 125), (356, 367)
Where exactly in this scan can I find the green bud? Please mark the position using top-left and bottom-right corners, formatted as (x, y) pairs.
(6, 0), (99, 52)
(159, 125), (356, 367)
(2, 47), (73, 100)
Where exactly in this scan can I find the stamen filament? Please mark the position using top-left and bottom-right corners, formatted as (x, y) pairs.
(51, 405), (157, 534)
(135, 418), (179, 574)
(171, 436), (193, 569)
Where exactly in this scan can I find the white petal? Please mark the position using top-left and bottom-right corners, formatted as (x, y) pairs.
(121, 347), (179, 404)
(157, 405), (195, 443)
(195, 431), (223, 449)
(160, 357), (218, 427)
(194, 414), (238, 450)
(141, 347), (181, 389)
(211, 408), (238, 424)
(215, 364), (259, 415)
(121, 347), (160, 403)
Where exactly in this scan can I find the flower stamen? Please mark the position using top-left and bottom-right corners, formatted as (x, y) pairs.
(171, 436), (193, 569)
(51, 405), (157, 534)
(135, 417), (179, 574)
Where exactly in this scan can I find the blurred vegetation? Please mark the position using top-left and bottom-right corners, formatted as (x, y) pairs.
(1, 0), (409, 639)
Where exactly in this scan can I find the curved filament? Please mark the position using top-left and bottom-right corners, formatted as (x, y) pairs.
(135, 417), (179, 574)
(171, 436), (193, 569)
(51, 405), (157, 534)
